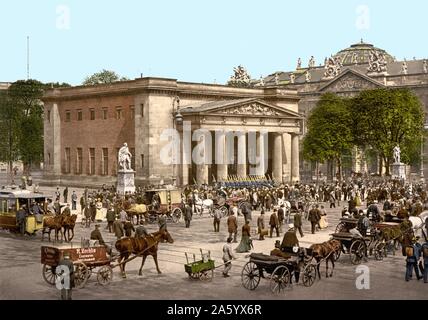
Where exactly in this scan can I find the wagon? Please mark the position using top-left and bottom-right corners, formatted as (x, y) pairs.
(41, 244), (113, 289)
(241, 250), (317, 294)
(184, 250), (215, 281)
(142, 189), (183, 224)
(0, 188), (49, 235)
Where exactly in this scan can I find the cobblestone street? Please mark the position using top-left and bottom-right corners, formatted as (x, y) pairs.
(0, 185), (426, 300)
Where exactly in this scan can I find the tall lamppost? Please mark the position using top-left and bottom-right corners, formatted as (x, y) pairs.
(172, 96), (183, 186)
(421, 121), (428, 181)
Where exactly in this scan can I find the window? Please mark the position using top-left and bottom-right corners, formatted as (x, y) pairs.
(76, 148), (83, 174)
(141, 154), (144, 169)
(116, 107), (123, 120)
(89, 148), (95, 175)
(102, 108), (108, 120)
(130, 148), (135, 169)
(47, 110), (51, 123)
(77, 109), (83, 121)
(102, 148), (109, 176)
(141, 103), (145, 117)
(64, 148), (71, 174)
(90, 108), (95, 120)
(130, 105), (135, 120)
(65, 110), (71, 122)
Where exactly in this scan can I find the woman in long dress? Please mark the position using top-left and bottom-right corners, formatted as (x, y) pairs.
(235, 220), (252, 253)
(319, 210), (329, 229)
(95, 199), (104, 221)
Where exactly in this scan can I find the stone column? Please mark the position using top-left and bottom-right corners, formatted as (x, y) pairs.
(237, 132), (247, 177)
(272, 133), (283, 182)
(291, 133), (300, 182)
(256, 132), (267, 176)
(216, 130), (228, 181)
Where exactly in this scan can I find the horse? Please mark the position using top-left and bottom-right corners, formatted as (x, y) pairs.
(42, 215), (65, 242)
(193, 194), (213, 216)
(409, 211), (428, 240)
(62, 214), (77, 242)
(115, 229), (174, 278)
(309, 239), (341, 279)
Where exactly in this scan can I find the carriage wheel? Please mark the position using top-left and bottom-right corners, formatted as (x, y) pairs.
(172, 208), (182, 223)
(374, 243), (385, 261)
(241, 262), (260, 290)
(199, 269), (214, 281)
(350, 240), (365, 265)
(74, 261), (89, 289)
(97, 265), (113, 286)
(335, 222), (347, 233)
(42, 264), (58, 286)
(302, 264), (317, 287)
(269, 266), (291, 294)
(188, 272), (200, 280)
(219, 206), (228, 218)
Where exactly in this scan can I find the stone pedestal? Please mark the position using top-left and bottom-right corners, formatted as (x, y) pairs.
(117, 170), (136, 194)
(390, 163), (406, 180)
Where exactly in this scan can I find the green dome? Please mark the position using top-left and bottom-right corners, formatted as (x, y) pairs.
(333, 40), (395, 66)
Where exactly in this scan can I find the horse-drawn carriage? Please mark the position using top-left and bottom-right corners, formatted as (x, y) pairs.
(0, 187), (48, 235)
(127, 189), (183, 224)
(241, 249), (317, 294)
(41, 244), (113, 289)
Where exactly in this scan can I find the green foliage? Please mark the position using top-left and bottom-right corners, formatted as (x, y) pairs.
(83, 69), (129, 86)
(351, 88), (424, 169)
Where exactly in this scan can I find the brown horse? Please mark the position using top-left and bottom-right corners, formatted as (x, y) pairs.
(42, 215), (64, 242)
(309, 239), (341, 279)
(62, 214), (77, 242)
(115, 230), (174, 278)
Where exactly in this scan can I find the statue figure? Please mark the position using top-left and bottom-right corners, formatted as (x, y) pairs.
(323, 56), (341, 79)
(297, 58), (302, 69)
(274, 73), (279, 85)
(401, 61), (408, 75)
(227, 65), (251, 87)
(367, 50), (388, 74)
(423, 60), (428, 73)
(393, 145), (401, 164)
(259, 76), (264, 86)
(308, 56), (315, 68)
(305, 70), (311, 82)
(352, 52), (358, 65)
(289, 73), (295, 84)
(118, 143), (132, 171)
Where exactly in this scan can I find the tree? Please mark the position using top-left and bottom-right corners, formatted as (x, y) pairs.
(302, 93), (354, 181)
(351, 88), (424, 175)
(83, 69), (129, 86)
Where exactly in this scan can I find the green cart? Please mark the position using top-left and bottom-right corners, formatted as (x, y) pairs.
(184, 249), (215, 281)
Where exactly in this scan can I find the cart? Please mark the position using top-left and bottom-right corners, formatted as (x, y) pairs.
(241, 250), (317, 294)
(143, 189), (183, 224)
(41, 244), (114, 289)
(184, 249), (215, 281)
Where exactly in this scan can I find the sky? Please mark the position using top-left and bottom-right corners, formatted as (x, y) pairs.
(1, 0), (427, 86)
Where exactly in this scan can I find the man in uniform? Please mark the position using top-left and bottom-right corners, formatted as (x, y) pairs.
(227, 211), (238, 243)
(57, 252), (74, 300)
(269, 209), (280, 238)
(257, 211), (265, 240)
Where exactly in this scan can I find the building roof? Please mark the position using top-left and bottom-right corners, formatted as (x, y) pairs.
(333, 40), (395, 66)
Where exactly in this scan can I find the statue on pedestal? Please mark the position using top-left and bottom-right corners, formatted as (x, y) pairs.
(393, 145), (401, 164)
(118, 143), (132, 171)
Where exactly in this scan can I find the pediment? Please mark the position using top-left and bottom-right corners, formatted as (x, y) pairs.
(319, 69), (385, 93)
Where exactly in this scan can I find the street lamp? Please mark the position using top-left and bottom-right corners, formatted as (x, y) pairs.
(172, 96), (182, 186)
(421, 121), (428, 181)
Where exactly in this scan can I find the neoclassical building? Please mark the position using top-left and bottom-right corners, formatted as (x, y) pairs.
(260, 41), (428, 181)
(41, 79), (302, 187)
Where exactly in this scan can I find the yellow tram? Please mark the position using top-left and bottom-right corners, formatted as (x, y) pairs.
(0, 187), (48, 235)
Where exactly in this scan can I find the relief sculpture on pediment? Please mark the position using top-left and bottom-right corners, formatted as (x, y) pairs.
(220, 103), (281, 116)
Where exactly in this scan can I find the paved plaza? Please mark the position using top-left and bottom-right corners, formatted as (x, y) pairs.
(0, 184), (426, 300)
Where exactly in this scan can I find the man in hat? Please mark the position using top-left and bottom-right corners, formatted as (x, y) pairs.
(222, 237), (236, 277)
(293, 209), (304, 237)
(269, 209), (280, 238)
(257, 210), (266, 240)
(57, 251), (74, 300)
(106, 205), (116, 233)
(308, 205), (320, 234)
(90, 224), (106, 246)
(113, 219), (124, 240)
(405, 236), (422, 281)
(280, 224), (299, 252)
(184, 203), (193, 229)
(17, 205), (27, 236)
(227, 211), (238, 243)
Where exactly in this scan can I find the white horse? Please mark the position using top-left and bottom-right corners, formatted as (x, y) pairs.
(193, 194), (214, 216)
(409, 211), (428, 240)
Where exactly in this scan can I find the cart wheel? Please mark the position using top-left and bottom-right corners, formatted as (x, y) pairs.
(269, 266), (291, 294)
(74, 261), (89, 289)
(350, 240), (365, 265)
(42, 264), (58, 286)
(220, 206), (228, 218)
(335, 222), (347, 233)
(172, 208), (182, 223)
(302, 264), (317, 287)
(374, 243), (385, 261)
(199, 269), (214, 281)
(188, 272), (200, 280)
(97, 266), (113, 286)
(241, 262), (260, 290)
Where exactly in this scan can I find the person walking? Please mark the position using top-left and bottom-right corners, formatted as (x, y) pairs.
(63, 187), (69, 204)
(106, 205), (115, 233)
(293, 209), (304, 237)
(227, 212), (238, 243)
(222, 237), (236, 277)
(235, 220), (252, 253)
(257, 211), (266, 240)
(269, 209), (280, 238)
(113, 219), (124, 240)
(308, 205), (320, 234)
(277, 205), (285, 230)
(184, 203), (192, 228)
(71, 191), (77, 211)
(213, 208), (221, 232)
(17, 205), (27, 236)
(405, 237), (422, 281)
